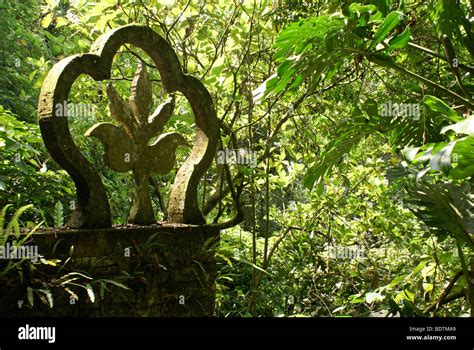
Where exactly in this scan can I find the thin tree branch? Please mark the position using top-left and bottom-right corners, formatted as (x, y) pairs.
(425, 270), (463, 313)
(408, 42), (474, 75)
(367, 54), (474, 109)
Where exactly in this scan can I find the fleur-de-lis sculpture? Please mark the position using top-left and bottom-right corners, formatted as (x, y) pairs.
(85, 64), (187, 225)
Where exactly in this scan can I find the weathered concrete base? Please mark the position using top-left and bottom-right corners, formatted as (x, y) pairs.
(0, 224), (219, 317)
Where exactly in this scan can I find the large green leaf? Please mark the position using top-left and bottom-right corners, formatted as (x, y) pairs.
(429, 0), (468, 40)
(53, 201), (63, 228)
(423, 96), (461, 122)
(369, 11), (403, 49)
(267, 15), (346, 98)
(407, 182), (474, 244)
(384, 26), (410, 52)
(441, 116), (474, 136)
(450, 136), (474, 179)
(5, 204), (34, 238)
(304, 126), (364, 189)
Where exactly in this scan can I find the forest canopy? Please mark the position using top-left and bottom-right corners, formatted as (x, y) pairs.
(0, 0), (473, 317)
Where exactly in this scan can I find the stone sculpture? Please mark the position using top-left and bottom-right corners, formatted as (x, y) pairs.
(85, 64), (187, 224)
(37, 25), (219, 228)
